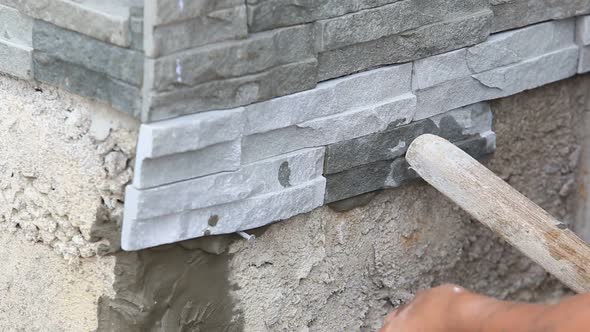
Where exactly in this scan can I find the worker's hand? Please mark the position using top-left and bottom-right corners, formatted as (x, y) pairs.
(378, 284), (498, 332)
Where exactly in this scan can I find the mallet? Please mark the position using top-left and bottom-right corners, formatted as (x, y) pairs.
(406, 134), (590, 293)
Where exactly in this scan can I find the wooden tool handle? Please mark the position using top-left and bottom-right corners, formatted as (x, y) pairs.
(406, 134), (590, 293)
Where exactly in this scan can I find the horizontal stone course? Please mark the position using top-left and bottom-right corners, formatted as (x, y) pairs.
(0, 39), (32, 79)
(414, 43), (579, 119)
(1, 0), (138, 47)
(145, 0), (242, 26)
(412, 19), (575, 91)
(577, 16), (590, 45)
(122, 177), (326, 250)
(143, 58), (318, 122)
(138, 108), (244, 159)
(579, 46), (590, 73)
(491, 0), (590, 33)
(145, 4), (247, 57)
(147, 25), (314, 91)
(241, 93), (416, 163)
(133, 139), (241, 189)
(318, 9), (492, 81)
(247, 0), (400, 32)
(314, 0), (489, 52)
(465, 19), (574, 74)
(244, 63), (412, 135)
(0, 4), (32, 47)
(125, 147), (324, 220)
(33, 20), (143, 86)
(32, 52), (141, 117)
(324, 131), (496, 203)
(324, 103), (491, 174)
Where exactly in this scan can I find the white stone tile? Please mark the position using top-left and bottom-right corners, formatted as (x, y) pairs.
(122, 177), (326, 250)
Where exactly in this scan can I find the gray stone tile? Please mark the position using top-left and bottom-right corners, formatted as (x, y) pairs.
(0, 4), (32, 46)
(143, 58), (318, 122)
(126, 147), (324, 220)
(241, 93), (416, 163)
(33, 51), (141, 117)
(122, 177), (326, 250)
(414, 46), (579, 120)
(2, 0), (135, 47)
(0, 39), (32, 79)
(146, 24), (313, 91)
(244, 63), (412, 135)
(318, 9), (492, 81)
(324, 131), (496, 203)
(145, 4), (247, 57)
(137, 108), (244, 159)
(324, 103), (491, 174)
(491, 0), (590, 33)
(247, 0), (400, 32)
(132, 139), (241, 189)
(315, 0), (489, 52)
(33, 20), (143, 86)
(577, 15), (590, 46)
(145, 0), (242, 26)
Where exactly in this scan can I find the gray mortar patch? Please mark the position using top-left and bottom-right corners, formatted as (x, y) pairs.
(97, 237), (244, 331)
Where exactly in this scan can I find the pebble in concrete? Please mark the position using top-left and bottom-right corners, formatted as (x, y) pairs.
(122, 177), (326, 250)
(125, 147), (324, 220)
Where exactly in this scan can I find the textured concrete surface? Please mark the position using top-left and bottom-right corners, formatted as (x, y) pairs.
(0, 74), (139, 258)
(0, 230), (115, 332)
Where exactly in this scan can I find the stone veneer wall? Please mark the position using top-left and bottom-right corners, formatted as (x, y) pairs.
(2, 1), (590, 250)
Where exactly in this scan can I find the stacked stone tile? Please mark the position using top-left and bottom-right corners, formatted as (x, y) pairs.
(0, 4), (32, 79)
(1, 0), (590, 249)
(578, 15), (590, 73)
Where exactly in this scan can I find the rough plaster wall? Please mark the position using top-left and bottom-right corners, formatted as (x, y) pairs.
(0, 73), (139, 258)
(0, 229), (115, 331)
(223, 75), (590, 331)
